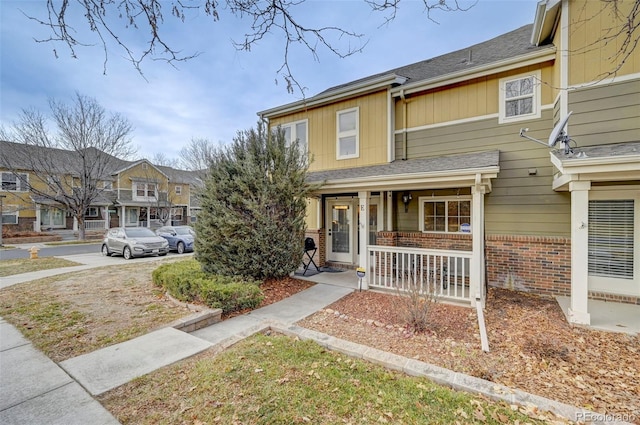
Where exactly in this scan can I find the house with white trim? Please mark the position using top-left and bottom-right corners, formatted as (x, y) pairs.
(258, 0), (640, 325)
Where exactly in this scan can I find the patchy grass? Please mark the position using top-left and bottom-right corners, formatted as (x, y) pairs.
(44, 240), (102, 246)
(0, 260), (191, 361)
(100, 332), (553, 425)
(0, 257), (82, 277)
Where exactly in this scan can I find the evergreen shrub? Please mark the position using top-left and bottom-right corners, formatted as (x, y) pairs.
(152, 260), (263, 313)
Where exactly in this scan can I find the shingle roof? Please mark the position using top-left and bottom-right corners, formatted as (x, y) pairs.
(307, 150), (500, 183)
(552, 141), (640, 162)
(316, 24), (546, 96)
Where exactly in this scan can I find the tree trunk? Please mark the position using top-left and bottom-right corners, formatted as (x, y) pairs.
(77, 215), (86, 240)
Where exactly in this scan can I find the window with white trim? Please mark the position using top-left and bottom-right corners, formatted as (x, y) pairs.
(85, 207), (99, 217)
(336, 107), (359, 159)
(1, 205), (18, 224)
(1, 172), (28, 192)
(588, 200), (634, 279)
(171, 207), (183, 220)
(134, 182), (157, 200)
(498, 71), (541, 124)
(102, 181), (113, 190)
(419, 197), (472, 233)
(175, 185), (182, 195)
(281, 119), (308, 153)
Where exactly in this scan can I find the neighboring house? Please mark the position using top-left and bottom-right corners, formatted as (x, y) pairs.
(258, 0), (640, 325)
(0, 141), (201, 233)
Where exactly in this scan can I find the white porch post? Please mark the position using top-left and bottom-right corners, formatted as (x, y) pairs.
(358, 191), (370, 290)
(34, 205), (41, 232)
(386, 191), (393, 231)
(471, 181), (486, 307)
(568, 181), (591, 325)
(120, 206), (125, 227)
(146, 208), (150, 228)
(103, 207), (109, 229)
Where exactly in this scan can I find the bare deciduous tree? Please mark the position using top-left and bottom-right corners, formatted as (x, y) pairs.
(150, 152), (180, 169)
(179, 137), (216, 173)
(26, 0), (470, 95)
(0, 92), (135, 240)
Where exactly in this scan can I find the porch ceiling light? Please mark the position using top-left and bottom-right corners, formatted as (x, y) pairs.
(402, 192), (412, 213)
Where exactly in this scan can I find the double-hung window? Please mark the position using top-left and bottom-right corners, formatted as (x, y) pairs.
(134, 182), (157, 200)
(1, 172), (28, 192)
(281, 119), (308, 153)
(419, 197), (471, 233)
(498, 71), (541, 123)
(336, 107), (359, 159)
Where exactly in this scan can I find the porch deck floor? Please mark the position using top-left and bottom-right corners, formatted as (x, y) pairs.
(556, 296), (640, 335)
(294, 269), (359, 289)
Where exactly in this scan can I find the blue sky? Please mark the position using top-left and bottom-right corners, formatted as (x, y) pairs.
(1, 0), (539, 162)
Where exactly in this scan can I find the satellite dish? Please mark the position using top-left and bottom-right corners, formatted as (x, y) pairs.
(548, 111), (572, 147)
(519, 111), (575, 154)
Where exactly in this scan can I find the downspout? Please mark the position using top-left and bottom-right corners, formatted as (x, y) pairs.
(400, 89), (408, 160)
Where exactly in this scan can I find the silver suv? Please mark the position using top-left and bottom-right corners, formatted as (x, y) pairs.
(102, 227), (169, 259)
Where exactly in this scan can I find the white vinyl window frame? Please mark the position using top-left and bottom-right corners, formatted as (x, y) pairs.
(281, 119), (308, 153)
(336, 107), (359, 160)
(498, 70), (541, 124)
(1, 172), (29, 192)
(588, 188), (639, 296)
(419, 196), (472, 234)
(175, 185), (182, 195)
(133, 182), (157, 201)
(85, 207), (99, 217)
(1, 205), (19, 224)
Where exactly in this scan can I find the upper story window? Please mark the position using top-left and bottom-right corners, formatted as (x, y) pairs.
(102, 181), (113, 190)
(419, 196), (472, 234)
(175, 185), (182, 195)
(498, 71), (541, 124)
(336, 107), (359, 160)
(1, 172), (28, 192)
(134, 182), (157, 200)
(281, 119), (308, 153)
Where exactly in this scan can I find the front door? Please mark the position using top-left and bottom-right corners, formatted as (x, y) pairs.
(327, 200), (353, 263)
(41, 207), (65, 229)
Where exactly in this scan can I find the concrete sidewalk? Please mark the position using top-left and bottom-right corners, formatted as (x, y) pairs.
(0, 318), (119, 425)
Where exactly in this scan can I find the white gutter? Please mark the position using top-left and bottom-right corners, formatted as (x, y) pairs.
(390, 49), (556, 97)
(551, 152), (640, 174)
(531, 0), (561, 46)
(258, 74), (407, 118)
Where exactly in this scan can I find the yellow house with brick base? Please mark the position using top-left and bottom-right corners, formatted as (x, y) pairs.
(259, 0), (640, 325)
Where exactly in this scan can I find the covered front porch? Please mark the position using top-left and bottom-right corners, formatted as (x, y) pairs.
(551, 141), (640, 326)
(305, 151), (500, 306)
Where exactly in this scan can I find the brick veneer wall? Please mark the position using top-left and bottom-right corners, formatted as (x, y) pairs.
(485, 235), (571, 296)
(304, 229), (325, 267)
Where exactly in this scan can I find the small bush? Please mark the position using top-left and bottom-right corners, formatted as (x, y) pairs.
(152, 260), (264, 313)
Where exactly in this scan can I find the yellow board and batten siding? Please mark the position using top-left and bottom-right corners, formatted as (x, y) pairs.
(395, 64), (556, 130)
(269, 90), (390, 172)
(568, 0), (640, 86)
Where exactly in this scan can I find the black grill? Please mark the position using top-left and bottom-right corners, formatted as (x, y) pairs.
(304, 237), (316, 251)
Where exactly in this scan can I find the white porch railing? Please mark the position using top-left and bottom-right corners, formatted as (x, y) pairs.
(367, 245), (472, 303)
(84, 220), (106, 230)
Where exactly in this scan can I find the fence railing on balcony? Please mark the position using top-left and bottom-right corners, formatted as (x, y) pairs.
(84, 220), (106, 231)
(367, 245), (472, 302)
